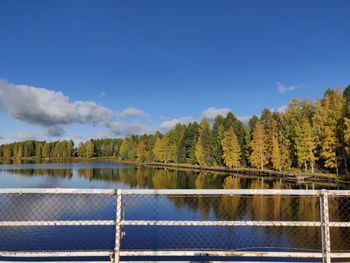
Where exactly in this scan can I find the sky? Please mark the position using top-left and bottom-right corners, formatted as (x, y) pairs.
(0, 0), (349, 143)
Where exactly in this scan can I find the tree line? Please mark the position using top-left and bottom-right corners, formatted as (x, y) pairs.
(1, 86), (350, 176)
(0, 140), (75, 160)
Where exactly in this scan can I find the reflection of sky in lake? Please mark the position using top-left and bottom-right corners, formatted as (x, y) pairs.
(0, 162), (133, 189)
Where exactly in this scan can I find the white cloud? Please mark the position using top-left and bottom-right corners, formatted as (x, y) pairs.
(44, 126), (65, 137)
(15, 131), (36, 141)
(74, 101), (114, 125)
(276, 81), (298, 94)
(0, 80), (151, 138)
(121, 107), (146, 117)
(72, 135), (86, 141)
(0, 135), (4, 141)
(237, 115), (252, 123)
(201, 107), (231, 120)
(0, 80), (115, 136)
(160, 116), (194, 130)
(271, 105), (287, 113)
(107, 122), (157, 136)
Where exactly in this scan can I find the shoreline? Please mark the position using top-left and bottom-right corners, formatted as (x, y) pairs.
(1, 156), (349, 185)
(140, 162), (350, 185)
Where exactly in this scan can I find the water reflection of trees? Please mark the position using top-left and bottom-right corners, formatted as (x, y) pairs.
(217, 176), (241, 219)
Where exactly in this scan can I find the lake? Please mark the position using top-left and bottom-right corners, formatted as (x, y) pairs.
(1, 161), (349, 190)
(0, 161), (349, 258)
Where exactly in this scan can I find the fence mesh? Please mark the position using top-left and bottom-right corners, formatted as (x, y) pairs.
(0, 189), (349, 259)
(328, 195), (350, 252)
(122, 194), (322, 252)
(0, 193), (116, 251)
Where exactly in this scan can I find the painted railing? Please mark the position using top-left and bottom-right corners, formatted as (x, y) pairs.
(0, 188), (350, 263)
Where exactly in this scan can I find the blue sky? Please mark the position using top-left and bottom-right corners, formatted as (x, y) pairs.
(0, 0), (349, 143)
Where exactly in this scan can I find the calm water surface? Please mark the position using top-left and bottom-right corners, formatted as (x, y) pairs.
(0, 161), (348, 190)
(0, 161), (349, 255)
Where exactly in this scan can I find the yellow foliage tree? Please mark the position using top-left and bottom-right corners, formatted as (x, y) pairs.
(195, 143), (205, 166)
(271, 134), (281, 171)
(221, 127), (241, 168)
(153, 137), (168, 162)
(344, 117), (350, 156)
(137, 140), (146, 163)
(313, 88), (344, 175)
(249, 120), (268, 170)
(279, 136), (291, 171)
(295, 119), (317, 173)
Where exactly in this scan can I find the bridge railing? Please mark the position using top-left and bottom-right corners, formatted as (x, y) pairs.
(0, 188), (349, 263)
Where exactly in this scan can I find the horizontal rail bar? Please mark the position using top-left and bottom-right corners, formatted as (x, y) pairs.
(0, 262), (325, 263)
(2, 220), (349, 228)
(329, 222), (350, 227)
(1, 250), (350, 259)
(119, 250), (324, 258)
(0, 188), (115, 195)
(0, 220), (324, 227)
(0, 250), (324, 258)
(0, 262), (320, 263)
(0, 188), (349, 196)
(0, 262), (112, 263)
(0, 220), (115, 226)
(208, 262), (322, 263)
(331, 252), (350, 258)
(0, 251), (112, 257)
(120, 189), (322, 195)
(120, 251), (350, 258)
(122, 220), (322, 227)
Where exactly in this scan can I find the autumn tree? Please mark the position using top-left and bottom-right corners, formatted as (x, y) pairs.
(153, 136), (167, 162)
(271, 135), (281, 171)
(282, 99), (315, 167)
(16, 145), (23, 159)
(42, 143), (50, 159)
(221, 127), (241, 168)
(2, 145), (11, 159)
(279, 136), (292, 171)
(224, 112), (248, 164)
(344, 118), (350, 158)
(165, 124), (185, 163)
(313, 88), (345, 175)
(295, 119), (317, 173)
(137, 140), (146, 163)
(249, 120), (268, 170)
(265, 115), (279, 168)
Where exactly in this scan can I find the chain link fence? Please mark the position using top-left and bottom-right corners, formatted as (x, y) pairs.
(0, 189), (349, 262)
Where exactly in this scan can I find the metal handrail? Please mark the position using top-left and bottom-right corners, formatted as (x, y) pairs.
(0, 188), (349, 263)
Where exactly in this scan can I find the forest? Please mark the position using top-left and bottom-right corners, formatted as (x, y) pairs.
(1, 86), (350, 176)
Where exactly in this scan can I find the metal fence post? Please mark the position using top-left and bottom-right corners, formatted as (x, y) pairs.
(320, 189), (331, 263)
(112, 189), (122, 263)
